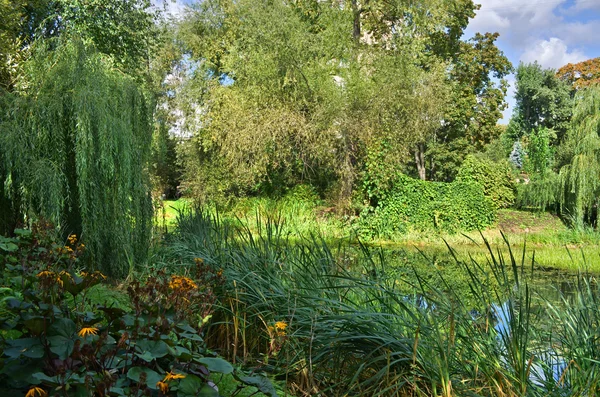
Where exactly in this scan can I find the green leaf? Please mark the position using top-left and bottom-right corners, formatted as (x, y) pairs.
(176, 323), (197, 334)
(238, 375), (278, 397)
(5, 338), (45, 359)
(135, 351), (155, 363)
(32, 372), (60, 385)
(177, 374), (219, 397)
(0, 242), (18, 252)
(126, 367), (162, 389)
(136, 340), (170, 359)
(49, 317), (77, 336)
(23, 316), (46, 335)
(48, 318), (77, 360)
(14, 229), (31, 237)
(197, 384), (220, 397)
(172, 346), (192, 361)
(196, 357), (233, 374)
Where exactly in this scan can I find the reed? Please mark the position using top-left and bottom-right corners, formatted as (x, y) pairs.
(156, 207), (600, 396)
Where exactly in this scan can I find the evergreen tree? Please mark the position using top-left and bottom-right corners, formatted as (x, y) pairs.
(509, 141), (524, 169)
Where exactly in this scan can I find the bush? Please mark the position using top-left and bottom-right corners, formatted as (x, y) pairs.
(515, 171), (559, 212)
(358, 174), (496, 238)
(0, 224), (277, 397)
(457, 155), (516, 208)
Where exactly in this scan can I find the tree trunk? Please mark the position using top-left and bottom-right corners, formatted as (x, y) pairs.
(415, 144), (426, 180)
(351, 0), (361, 42)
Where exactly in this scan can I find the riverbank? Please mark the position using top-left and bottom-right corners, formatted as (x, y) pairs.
(159, 199), (600, 273)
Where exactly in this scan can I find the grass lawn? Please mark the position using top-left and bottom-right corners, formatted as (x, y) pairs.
(154, 198), (193, 231)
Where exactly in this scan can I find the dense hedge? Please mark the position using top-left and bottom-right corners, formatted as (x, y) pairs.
(456, 155), (516, 209)
(358, 174), (496, 238)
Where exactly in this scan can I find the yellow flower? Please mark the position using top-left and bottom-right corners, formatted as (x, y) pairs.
(68, 234), (77, 244)
(57, 271), (74, 287)
(169, 276), (197, 292)
(156, 381), (169, 394)
(163, 370), (186, 381)
(25, 387), (47, 397)
(78, 327), (99, 338)
(274, 321), (288, 331)
(36, 270), (55, 278)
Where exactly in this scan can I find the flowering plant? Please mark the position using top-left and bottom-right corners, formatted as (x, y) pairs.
(0, 224), (277, 396)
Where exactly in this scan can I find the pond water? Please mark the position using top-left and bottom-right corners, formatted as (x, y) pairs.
(371, 242), (596, 387)
(370, 241), (593, 303)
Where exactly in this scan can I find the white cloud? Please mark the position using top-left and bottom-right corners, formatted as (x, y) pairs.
(152, 0), (188, 19)
(520, 37), (586, 69)
(571, 0), (600, 12)
(553, 20), (600, 45)
(468, 0), (567, 44)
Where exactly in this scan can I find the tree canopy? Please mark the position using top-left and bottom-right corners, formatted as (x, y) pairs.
(170, 0), (510, 206)
(557, 57), (600, 89)
(509, 62), (572, 142)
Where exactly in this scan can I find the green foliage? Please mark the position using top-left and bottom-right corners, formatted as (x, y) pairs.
(510, 62), (573, 142)
(151, 120), (181, 199)
(159, 208), (600, 396)
(1, 39), (153, 277)
(360, 174), (496, 238)
(558, 87), (600, 227)
(0, 224), (275, 396)
(429, 32), (512, 181)
(457, 155), (516, 208)
(516, 172), (560, 212)
(525, 127), (556, 174)
(174, 0), (503, 203)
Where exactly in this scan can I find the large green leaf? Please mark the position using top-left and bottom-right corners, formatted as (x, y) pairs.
(4, 338), (44, 359)
(196, 357), (233, 374)
(177, 374), (219, 397)
(135, 340), (170, 360)
(48, 318), (77, 360)
(127, 367), (162, 389)
(0, 242), (18, 252)
(238, 375), (278, 397)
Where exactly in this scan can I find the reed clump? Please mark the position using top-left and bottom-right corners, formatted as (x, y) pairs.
(155, 207), (600, 396)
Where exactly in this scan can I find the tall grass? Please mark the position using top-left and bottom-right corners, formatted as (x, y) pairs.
(155, 207), (600, 396)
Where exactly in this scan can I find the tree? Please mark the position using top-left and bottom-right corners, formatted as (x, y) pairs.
(510, 62), (573, 142)
(1, 39), (153, 277)
(557, 57), (600, 89)
(558, 87), (600, 227)
(426, 32), (512, 181)
(0, 0), (160, 89)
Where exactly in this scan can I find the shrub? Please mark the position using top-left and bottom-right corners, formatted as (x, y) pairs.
(457, 155), (516, 208)
(0, 224), (276, 396)
(358, 173), (496, 238)
(516, 171), (559, 212)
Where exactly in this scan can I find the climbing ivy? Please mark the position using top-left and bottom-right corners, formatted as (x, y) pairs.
(358, 174), (496, 238)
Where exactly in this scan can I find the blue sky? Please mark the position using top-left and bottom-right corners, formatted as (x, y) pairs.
(155, 0), (600, 123)
(465, 0), (600, 122)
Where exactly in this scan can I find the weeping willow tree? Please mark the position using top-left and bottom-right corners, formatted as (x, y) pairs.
(0, 38), (153, 277)
(558, 87), (600, 227)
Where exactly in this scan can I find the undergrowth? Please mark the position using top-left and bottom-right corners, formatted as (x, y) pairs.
(155, 207), (600, 396)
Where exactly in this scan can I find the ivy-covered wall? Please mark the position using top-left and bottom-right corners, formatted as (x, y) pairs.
(358, 174), (496, 238)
